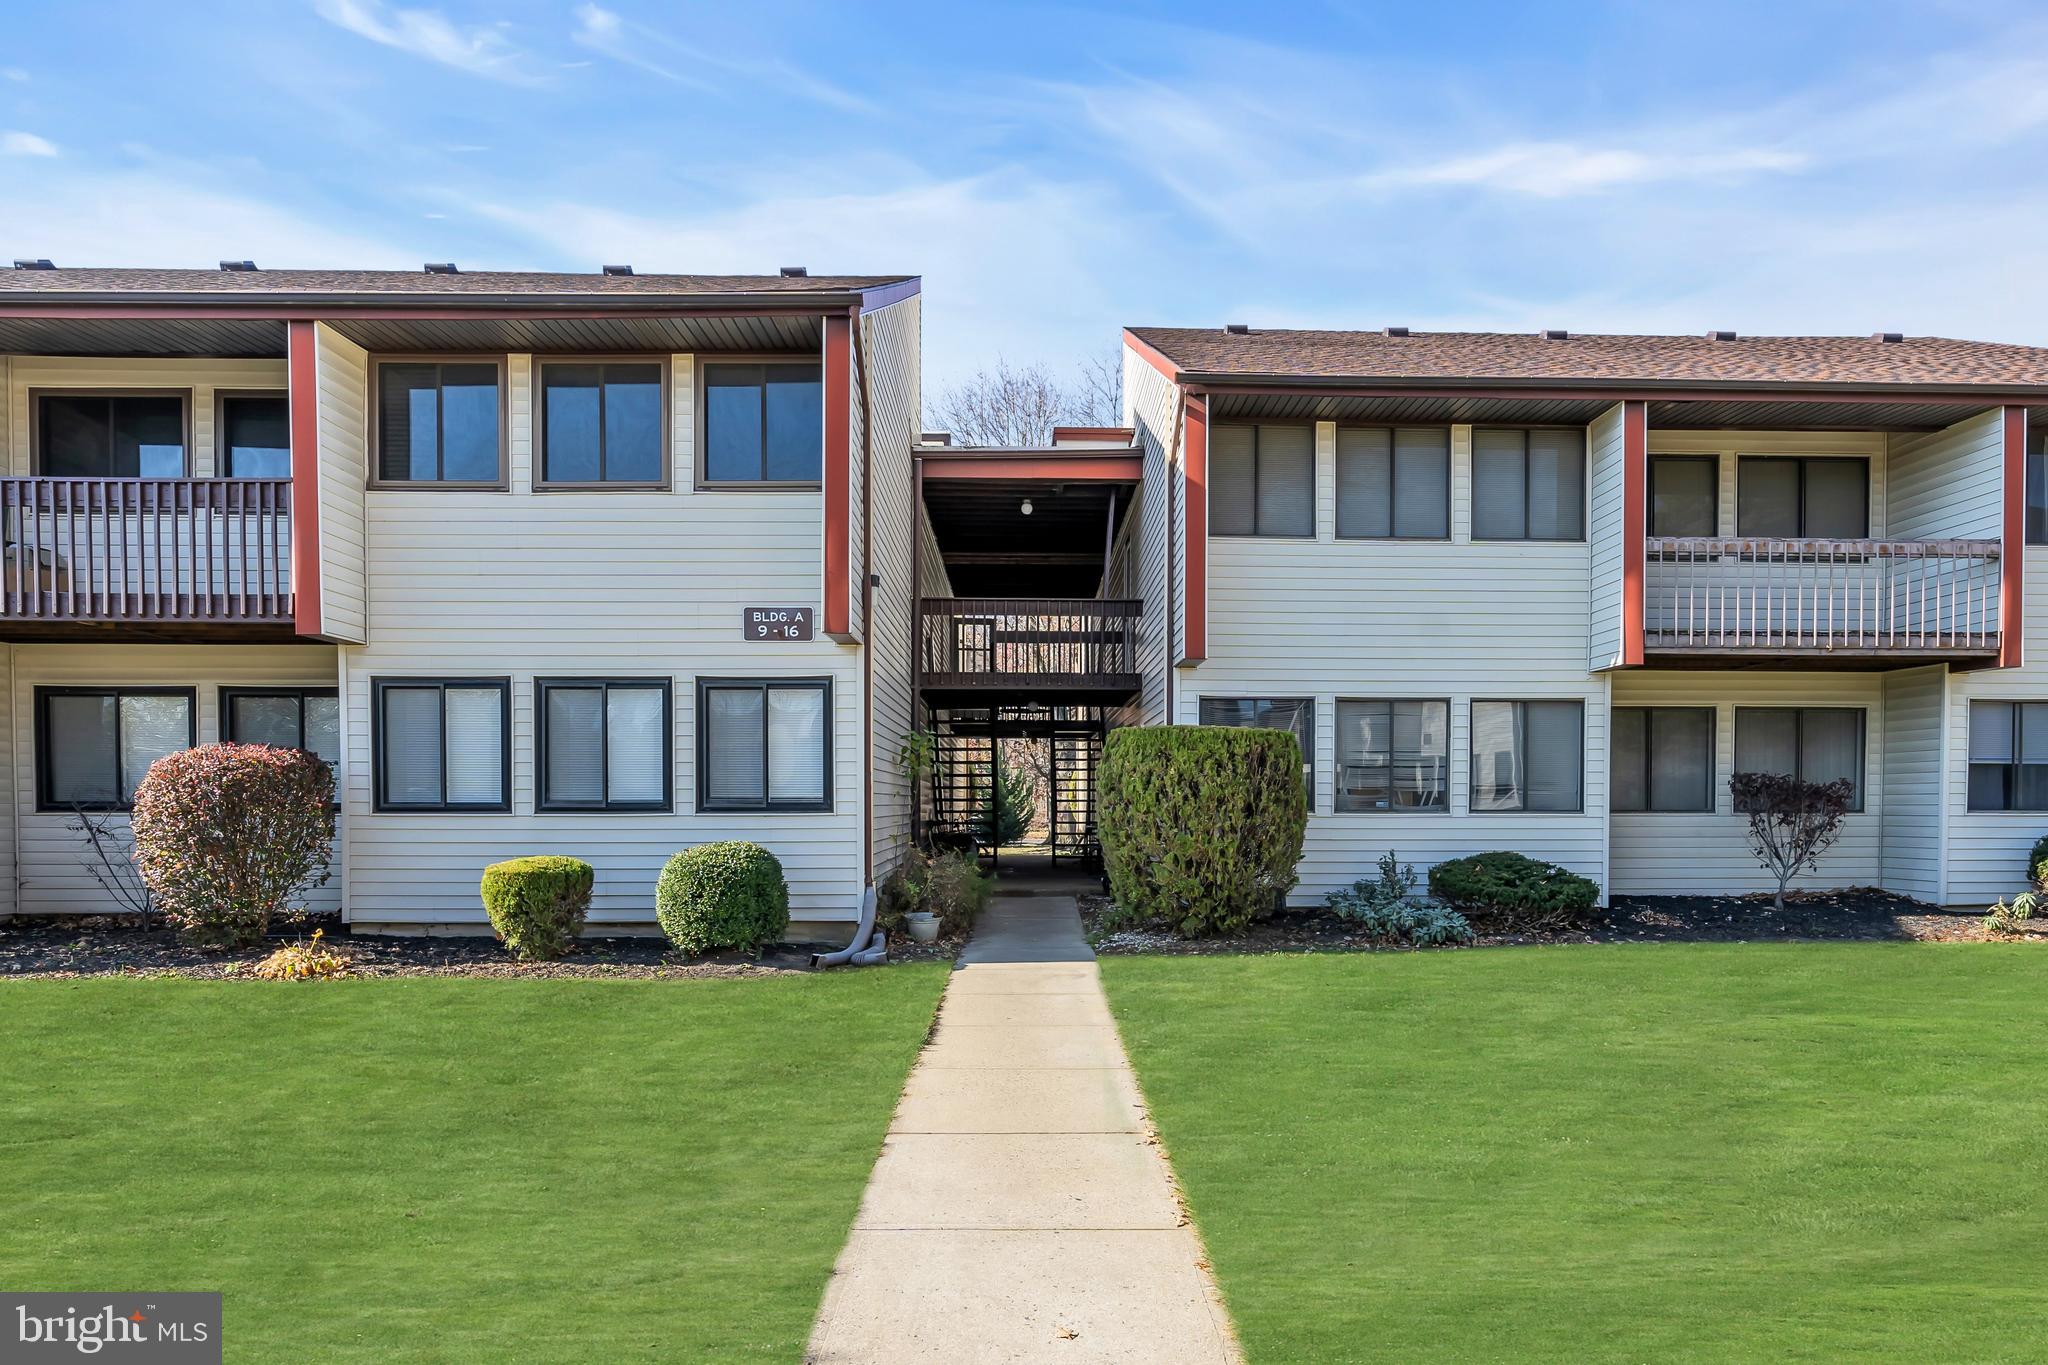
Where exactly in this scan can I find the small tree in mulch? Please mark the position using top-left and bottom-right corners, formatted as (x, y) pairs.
(1730, 772), (1854, 912)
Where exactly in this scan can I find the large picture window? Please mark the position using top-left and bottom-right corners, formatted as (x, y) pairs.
(1611, 707), (1714, 813)
(36, 687), (195, 811)
(1735, 457), (1868, 538)
(218, 393), (291, 478)
(701, 363), (822, 484)
(1472, 428), (1585, 541)
(1335, 699), (1447, 812)
(373, 679), (510, 811)
(697, 679), (830, 812)
(538, 678), (672, 811)
(1210, 425), (1314, 538)
(35, 393), (187, 478)
(539, 362), (665, 486)
(1733, 707), (1864, 811)
(1470, 699), (1584, 812)
(1335, 427), (1450, 539)
(1967, 700), (2048, 811)
(375, 361), (503, 485)
(1197, 696), (1315, 801)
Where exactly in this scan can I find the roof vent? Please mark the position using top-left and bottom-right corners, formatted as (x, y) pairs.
(779, 265), (808, 278)
(1224, 322), (1250, 335)
(12, 258), (54, 270)
(1383, 326), (1410, 338)
(1540, 328), (1570, 341)
(1707, 329), (1737, 342)
(602, 264), (634, 276)
(920, 431), (954, 447)
(1872, 331), (1904, 344)
(423, 262), (458, 274)
(219, 260), (256, 272)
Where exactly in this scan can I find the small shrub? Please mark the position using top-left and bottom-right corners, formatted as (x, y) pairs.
(1730, 772), (1853, 912)
(1098, 726), (1308, 937)
(875, 849), (929, 935)
(239, 928), (354, 980)
(479, 856), (594, 961)
(656, 841), (789, 955)
(1985, 891), (2040, 937)
(1328, 850), (1417, 919)
(1326, 857), (1473, 946)
(130, 743), (334, 949)
(924, 850), (992, 936)
(1428, 851), (1598, 932)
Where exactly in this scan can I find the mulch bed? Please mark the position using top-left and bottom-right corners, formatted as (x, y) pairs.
(1084, 888), (2037, 955)
(0, 913), (959, 980)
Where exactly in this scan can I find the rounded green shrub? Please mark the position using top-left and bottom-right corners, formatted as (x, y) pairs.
(479, 856), (593, 961)
(1427, 851), (1598, 931)
(1098, 725), (1307, 937)
(656, 841), (789, 955)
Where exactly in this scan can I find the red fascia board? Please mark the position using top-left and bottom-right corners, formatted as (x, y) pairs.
(1191, 380), (2048, 406)
(1122, 329), (1181, 382)
(2002, 405), (2027, 668)
(918, 455), (1143, 482)
(287, 320), (322, 638)
(0, 301), (851, 322)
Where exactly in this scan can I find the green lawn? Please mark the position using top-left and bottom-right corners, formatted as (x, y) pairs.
(1102, 945), (2048, 1364)
(0, 968), (947, 1362)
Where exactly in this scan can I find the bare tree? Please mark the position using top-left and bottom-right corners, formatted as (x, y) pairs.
(67, 807), (153, 923)
(929, 350), (1125, 448)
(1069, 349), (1124, 429)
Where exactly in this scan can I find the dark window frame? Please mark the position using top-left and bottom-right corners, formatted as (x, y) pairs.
(535, 676), (675, 813)
(220, 687), (339, 754)
(695, 357), (826, 490)
(368, 356), (510, 490)
(1211, 422), (1318, 539)
(694, 676), (834, 814)
(1333, 696), (1450, 813)
(1333, 425), (1452, 541)
(2026, 440), (2048, 546)
(29, 388), (193, 478)
(213, 389), (293, 479)
(1611, 705), (1717, 814)
(1732, 705), (1867, 813)
(370, 677), (513, 813)
(1468, 697), (1587, 814)
(1648, 454), (1719, 538)
(1470, 426), (1588, 543)
(534, 356), (672, 490)
(1966, 699), (2048, 812)
(1196, 696), (1317, 809)
(34, 685), (197, 813)
(1735, 455), (1870, 538)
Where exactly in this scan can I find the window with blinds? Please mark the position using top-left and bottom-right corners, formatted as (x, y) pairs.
(1649, 456), (1717, 538)
(538, 679), (672, 811)
(1210, 424), (1314, 537)
(375, 361), (503, 484)
(698, 679), (832, 812)
(36, 687), (195, 811)
(1197, 696), (1315, 804)
(373, 679), (510, 811)
(1611, 707), (1714, 812)
(1735, 457), (1868, 538)
(1966, 700), (2048, 811)
(1335, 699), (1448, 811)
(224, 688), (341, 798)
(1732, 707), (1864, 811)
(1470, 700), (1584, 812)
(1471, 428), (1586, 541)
(1336, 427), (1450, 539)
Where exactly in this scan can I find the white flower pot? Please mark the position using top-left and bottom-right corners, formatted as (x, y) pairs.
(905, 911), (940, 944)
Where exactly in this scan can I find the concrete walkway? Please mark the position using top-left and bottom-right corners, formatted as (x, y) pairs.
(806, 895), (1240, 1363)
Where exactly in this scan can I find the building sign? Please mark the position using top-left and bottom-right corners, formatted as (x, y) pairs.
(743, 607), (814, 641)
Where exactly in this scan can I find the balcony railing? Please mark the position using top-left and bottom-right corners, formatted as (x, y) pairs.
(1644, 537), (1999, 656)
(919, 597), (1142, 693)
(1, 478), (293, 625)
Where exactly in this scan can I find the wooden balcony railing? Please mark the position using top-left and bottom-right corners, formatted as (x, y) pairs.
(1, 478), (293, 625)
(919, 597), (1143, 692)
(1644, 537), (2000, 656)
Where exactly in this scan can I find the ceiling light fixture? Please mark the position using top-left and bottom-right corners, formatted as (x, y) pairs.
(1020, 498), (1034, 516)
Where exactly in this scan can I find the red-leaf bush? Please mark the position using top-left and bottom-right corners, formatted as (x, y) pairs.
(130, 743), (335, 948)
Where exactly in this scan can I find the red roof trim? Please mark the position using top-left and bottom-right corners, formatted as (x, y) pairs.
(287, 321), (322, 638)
(917, 454), (1142, 482)
(1196, 381), (2048, 405)
(1123, 328), (1181, 383)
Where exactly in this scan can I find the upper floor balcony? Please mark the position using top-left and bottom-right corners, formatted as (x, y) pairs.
(918, 597), (1144, 706)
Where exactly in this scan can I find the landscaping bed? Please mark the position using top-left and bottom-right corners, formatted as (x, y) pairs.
(1084, 887), (2020, 953)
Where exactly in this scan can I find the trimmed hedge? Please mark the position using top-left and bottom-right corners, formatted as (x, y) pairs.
(656, 841), (789, 955)
(1098, 725), (1307, 937)
(1428, 851), (1598, 931)
(479, 856), (593, 961)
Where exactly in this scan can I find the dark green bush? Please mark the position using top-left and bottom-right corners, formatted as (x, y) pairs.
(479, 855), (593, 961)
(656, 841), (789, 955)
(2028, 834), (2048, 889)
(1427, 851), (1598, 931)
(1098, 725), (1307, 937)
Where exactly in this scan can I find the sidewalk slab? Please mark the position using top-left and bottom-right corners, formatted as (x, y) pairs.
(918, 1022), (1128, 1069)
(853, 1132), (1182, 1230)
(937, 989), (1115, 1027)
(892, 1065), (1145, 1134)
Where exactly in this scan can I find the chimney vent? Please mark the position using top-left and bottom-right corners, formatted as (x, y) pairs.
(1383, 326), (1409, 338)
(423, 262), (458, 274)
(779, 265), (808, 278)
(1872, 331), (1904, 343)
(1224, 322), (1250, 335)
(1707, 329), (1737, 342)
(219, 260), (256, 272)
(1540, 328), (1570, 340)
(12, 258), (54, 270)
(602, 264), (633, 276)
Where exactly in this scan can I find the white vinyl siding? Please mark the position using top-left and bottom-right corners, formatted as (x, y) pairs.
(1121, 344), (1176, 722)
(313, 324), (370, 642)
(1586, 403), (1627, 670)
(1880, 665), (1947, 902)
(1886, 409), (2004, 542)
(862, 296), (923, 881)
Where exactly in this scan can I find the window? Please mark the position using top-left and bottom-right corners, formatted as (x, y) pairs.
(1649, 455), (1717, 538)
(702, 363), (822, 484)
(538, 678), (672, 811)
(373, 679), (510, 811)
(1336, 427), (1450, 539)
(539, 362), (665, 486)
(2028, 435), (2048, 546)
(1611, 707), (1714, 813)
(1335, 699), (1448, 812)
(218, 393), (291, 477)
(36, 393), (186, 477)
(223, 688), (340, 796)
(1470, 700), (1584, 812)
(1472, 428), (1585, 540)
(1736, 457), (1868, 538)
(376, 362), (503, 485)
(1733, 707), (1865, 811)
(36, 687), (194, 811)
(1210, 425), (1314, 537)
(1967, 700), (2048, 811)
(1197, 697), (1314, 800)
(697, 679), (831, 811)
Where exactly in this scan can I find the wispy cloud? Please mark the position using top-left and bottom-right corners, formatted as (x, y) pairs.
(2, 131), (58, 157)
(1366, 142), (1806, 197)
(2, 68), (27, 83)
(570, 3), (873, 112)
(313, 0), (542, 85)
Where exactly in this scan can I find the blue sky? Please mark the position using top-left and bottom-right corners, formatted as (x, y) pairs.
(2, 1), (2046, 391)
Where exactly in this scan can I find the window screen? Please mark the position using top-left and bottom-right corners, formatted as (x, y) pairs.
(1470, 700), (1584, 812)
(1736, 457), (1868, 538)
(541, 363), (664, 484)
(1335, 699), (1448, 811)
(1649, 456), (1717, 537)
(539, 679), (671, 810)
(1611, 707), (1714, 812)
(377, 363), (501, 483)
(1733, 707), (1865, 810)
(698, 680), (832, 811)
(374, 680), (509, 810)
(703, 364), (822, 483)
(1210, 425), (1313, 537)
(1967, 699), (2048, 811)
(1472, 429), (1585, 540)
(37, 395), (186, 477)
(1336, 428), (1449, 539)
(37, 688), (194, 811)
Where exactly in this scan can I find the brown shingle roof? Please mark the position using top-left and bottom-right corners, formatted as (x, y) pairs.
(1129, 326), (2048, 391)
(0, 267), (915, 298)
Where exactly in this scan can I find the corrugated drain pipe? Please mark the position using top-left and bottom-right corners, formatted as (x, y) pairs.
(813, 885), (886, 967)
